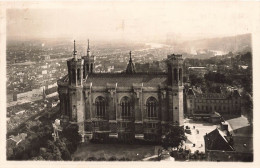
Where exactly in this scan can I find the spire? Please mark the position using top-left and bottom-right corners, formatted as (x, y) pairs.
(73, 40), (77, 60)
(126, 50), (136, 74)
(87, 39), (90, 57)
(129, 51), (132, 62)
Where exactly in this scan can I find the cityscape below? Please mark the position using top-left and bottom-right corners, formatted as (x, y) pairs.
(6, 34), (253, 162)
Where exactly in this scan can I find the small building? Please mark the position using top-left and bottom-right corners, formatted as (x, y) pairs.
(186, 87), (242, 117)
(188, 67), (207, 78)
(204, 122), (253, 162)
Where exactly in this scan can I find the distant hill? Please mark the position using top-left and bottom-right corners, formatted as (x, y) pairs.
(177, 34), (252, 54)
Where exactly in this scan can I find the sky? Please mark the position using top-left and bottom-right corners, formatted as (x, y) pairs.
(6, 1), (259, 42)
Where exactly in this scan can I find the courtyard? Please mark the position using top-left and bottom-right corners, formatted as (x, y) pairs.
(72, 118), (218, 161)
(183, 118), (218, 153)
(72, 143), (158, 161)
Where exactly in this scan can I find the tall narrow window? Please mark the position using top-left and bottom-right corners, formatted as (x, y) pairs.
(77, 69), (80, 81)
(121, 96), (131, 118)
(72, 69), (76, 83)
(179, 68), (182, 81)
(147, 97), (158, 118)
(90, 63), (93, 73)
(83, 67), (86, 78)
(168, 66), (172, 85)
(95, 96), (106, 118)
(174, 68), (178, 82)
(86, 64), (89, 73)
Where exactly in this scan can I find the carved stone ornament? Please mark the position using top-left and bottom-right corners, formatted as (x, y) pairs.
(84, 91), (90, 99)
(161, 90), (166, 99)
(134, 89), (141, 99)
(108, 89), (116, 97)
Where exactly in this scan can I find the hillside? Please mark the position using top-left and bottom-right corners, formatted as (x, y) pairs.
(180, 34), (251, 54)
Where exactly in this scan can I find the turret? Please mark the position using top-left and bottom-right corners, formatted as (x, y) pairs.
(83, 39), (95, 77)
(87, 39), (91, 57)
(167, 54), (183, 86)
(67, 40), (84, 86)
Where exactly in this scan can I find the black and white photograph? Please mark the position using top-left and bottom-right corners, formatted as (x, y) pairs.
(1, 0), (259, 166)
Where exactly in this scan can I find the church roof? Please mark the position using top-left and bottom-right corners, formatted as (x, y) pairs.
(188, 86), (241, 99)
(204, 128), (234, 151)
(85, 73), (167, 87)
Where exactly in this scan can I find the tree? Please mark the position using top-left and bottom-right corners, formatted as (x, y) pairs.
(162, 125), (187, 151)
(39, 140), (62, 160)
(243, 93), (253, 124)
(55, 138), (72, 160)
(189, 74), (204, 86)
(62, 124), (81, 154)
(32, 156), (44, 160)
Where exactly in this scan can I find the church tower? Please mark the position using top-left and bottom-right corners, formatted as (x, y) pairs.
(126, 51), (136, 74)
(66, 40), (85, 123)
(67, 40), (84, 87)
(83, 39), (95, 77)
(167, 54), (184, 126)
(66, 40), (85, 141)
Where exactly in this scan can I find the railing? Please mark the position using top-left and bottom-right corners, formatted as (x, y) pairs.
(91, 120), (109, 132)
(120, 116), (134, 120)
(144, 128), (161, 134)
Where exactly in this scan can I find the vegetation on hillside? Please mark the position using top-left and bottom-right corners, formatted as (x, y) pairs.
(7, 106), (81, 160)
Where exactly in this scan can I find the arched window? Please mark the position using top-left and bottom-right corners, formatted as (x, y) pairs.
(146, 97), (158, 118)
(95, 96), (106, 118)
(174, 68), (178, 82)
(121, 96), (131, 118)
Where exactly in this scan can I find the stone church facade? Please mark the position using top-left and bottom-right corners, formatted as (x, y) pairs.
(57, 40), (184, 142)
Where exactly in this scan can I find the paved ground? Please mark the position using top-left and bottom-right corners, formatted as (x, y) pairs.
(72, 119), (219, 160)
(183, 118), (218, 153)
(72, 143), (157, 161)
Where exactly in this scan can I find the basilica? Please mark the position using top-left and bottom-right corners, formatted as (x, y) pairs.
(57, 40), (184, 142)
